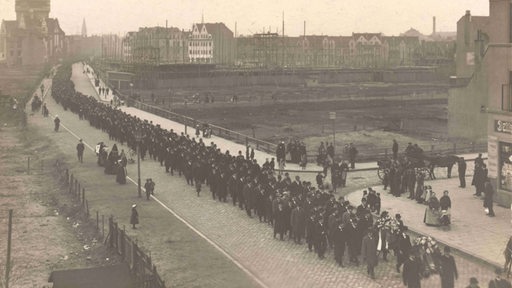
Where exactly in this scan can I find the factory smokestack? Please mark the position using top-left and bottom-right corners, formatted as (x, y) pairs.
(433, 16), (436, 35)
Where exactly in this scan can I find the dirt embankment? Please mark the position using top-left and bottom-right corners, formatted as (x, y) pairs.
(0, 125), (118, 288)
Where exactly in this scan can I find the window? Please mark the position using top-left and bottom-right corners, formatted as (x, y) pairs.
(500, 142), (512, 191)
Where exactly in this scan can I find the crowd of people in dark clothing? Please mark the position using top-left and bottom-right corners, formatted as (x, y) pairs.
(48, 63), (501, 287)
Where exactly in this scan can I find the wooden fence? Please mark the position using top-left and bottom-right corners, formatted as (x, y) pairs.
(107, 217), (166, 288)
(54, 160), (166, 288)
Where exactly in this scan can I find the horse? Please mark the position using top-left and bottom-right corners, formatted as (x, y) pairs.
(425, 155), (459, 179)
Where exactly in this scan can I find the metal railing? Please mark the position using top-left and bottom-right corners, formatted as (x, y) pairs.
(121, 93), (278, 154)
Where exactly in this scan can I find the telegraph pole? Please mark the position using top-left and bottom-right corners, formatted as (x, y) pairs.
(5, 209), (13, 288)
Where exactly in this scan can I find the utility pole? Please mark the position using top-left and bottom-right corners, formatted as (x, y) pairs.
(5, 209), (13, 288)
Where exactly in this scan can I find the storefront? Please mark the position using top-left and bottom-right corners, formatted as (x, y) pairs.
(488, 118), (512, 206)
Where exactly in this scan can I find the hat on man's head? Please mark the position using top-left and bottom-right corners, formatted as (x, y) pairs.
(495, 267), (504, 275)
(132, 204), (137, 208)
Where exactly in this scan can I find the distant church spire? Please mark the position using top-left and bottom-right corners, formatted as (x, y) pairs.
(81, 18), (87, 37)
(201, 11), (204, 24)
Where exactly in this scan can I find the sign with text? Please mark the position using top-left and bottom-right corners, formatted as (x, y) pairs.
(495, 120), (512, 134)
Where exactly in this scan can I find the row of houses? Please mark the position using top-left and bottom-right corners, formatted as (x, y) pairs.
(97, 23), (455, 69)
(0, 1), (454, 69)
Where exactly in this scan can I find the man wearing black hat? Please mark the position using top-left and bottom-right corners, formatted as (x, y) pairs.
(439, 246), (458, 288)
(361, 228), (378, 279)
(458, 157), (467, 188)
(402, 249), (422, 288)
(76, 139), (85, 163)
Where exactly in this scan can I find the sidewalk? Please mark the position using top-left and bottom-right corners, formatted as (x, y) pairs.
(47, 62), (498, 287)
(346, 164), (509, 269)
(77, 62), (114, 103)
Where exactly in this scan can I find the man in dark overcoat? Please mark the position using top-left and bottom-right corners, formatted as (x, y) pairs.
(291, 205), (306, 244)
(361, 229), (378, 279)
(402, 251), (422, 288)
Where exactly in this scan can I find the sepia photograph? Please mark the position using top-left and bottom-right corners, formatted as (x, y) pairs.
(0, 0), (509, 287)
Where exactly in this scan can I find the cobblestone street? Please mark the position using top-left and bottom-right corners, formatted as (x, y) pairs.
(28, 63), (500, 287)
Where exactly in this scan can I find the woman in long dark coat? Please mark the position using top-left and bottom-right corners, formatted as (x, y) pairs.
(484, 181), (495, 217)
(116, 162), (126, 184)
(130, 204), (139, 229)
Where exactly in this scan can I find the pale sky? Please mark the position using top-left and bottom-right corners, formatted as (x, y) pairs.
(0, 0), (489, 37)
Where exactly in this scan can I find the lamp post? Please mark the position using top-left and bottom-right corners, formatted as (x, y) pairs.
(134, 129), (143, 198)
(329, 111), (336, 193)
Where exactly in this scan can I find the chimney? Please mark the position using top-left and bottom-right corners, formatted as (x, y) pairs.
(432, 16), (436, 35)
(464, 10), (471, 45)
(282, 11), (284, 37)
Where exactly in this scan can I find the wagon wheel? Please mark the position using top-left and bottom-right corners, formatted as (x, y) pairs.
(377, 167), (385, 180)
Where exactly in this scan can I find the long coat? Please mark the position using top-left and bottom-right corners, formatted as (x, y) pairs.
(402, 257), (422, 288)
(291, 207), (306, 238)
(361, 234), (378, 267)
(130, 208), (139, 225)
(439, 254), (458, 288)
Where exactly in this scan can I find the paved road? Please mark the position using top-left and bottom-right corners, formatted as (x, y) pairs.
(34, 63), (499, 288)
(347, 172), (510, 269)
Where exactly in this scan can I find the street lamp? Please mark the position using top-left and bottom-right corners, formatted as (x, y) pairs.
(134, 129), (143, 198)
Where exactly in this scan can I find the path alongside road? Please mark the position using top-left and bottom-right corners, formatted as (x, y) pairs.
(41, 62), (499, 287)
(347, 174), (510, 269)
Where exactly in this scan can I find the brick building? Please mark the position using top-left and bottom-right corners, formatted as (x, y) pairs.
(0, 0), (65, 66)
(449, 0), (512, 206)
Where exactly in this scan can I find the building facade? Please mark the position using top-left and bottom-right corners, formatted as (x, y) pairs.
(450, 0), (512, 206)
(188, 22), (235, 65)
(236, 33), (431, 69)
(125, 27), (189, 65)
(0, 0), (65, 66)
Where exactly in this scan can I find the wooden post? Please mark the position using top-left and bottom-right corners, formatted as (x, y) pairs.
(108, 217), (114, 248)
(5, 209), (13, 288)
(453, 143), (457, 153)
(96, 211), (99, 231)
(78, 183), (81, 201)
(82, 188), (85, 205)
(120, 227), (125, 259)
(102, 215), (105, 239)
(69, 174), (74, 193)
(65, 169), (69, 185)
(86, 200), (89, 217)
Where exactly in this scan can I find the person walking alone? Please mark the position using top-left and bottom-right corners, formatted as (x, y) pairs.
(130, 204), (139, 229)
(484, 181), (495, 217)
(76, 139), (85, 163)
(144, 178), (155, 200)
(458, 157), (467, 188)
(54, 115), (60, 132)
(392, 139), (399, 160)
